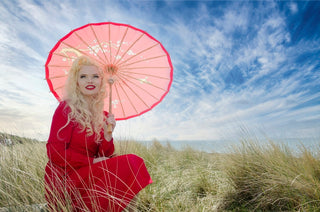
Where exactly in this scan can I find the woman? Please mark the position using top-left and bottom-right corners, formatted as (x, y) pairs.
(44, 56), (152, 211)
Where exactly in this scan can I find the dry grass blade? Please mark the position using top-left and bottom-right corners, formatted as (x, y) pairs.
(1, 132), (319, 211)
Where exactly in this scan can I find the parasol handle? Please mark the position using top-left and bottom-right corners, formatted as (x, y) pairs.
(107, 78), (114, 133)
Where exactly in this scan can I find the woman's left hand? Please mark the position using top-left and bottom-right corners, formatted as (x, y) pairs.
(104, 114), (116, 141)
(106, 114), (116, 131)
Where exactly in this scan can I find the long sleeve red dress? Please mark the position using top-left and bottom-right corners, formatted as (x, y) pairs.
(44, 101), (152, 212)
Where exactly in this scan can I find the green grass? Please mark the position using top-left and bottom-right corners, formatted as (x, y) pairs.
(0, 133), (319, 211)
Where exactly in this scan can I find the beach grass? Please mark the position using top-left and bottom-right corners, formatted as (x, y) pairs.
(220, 139), (320, 211)
(0, 132), (319, 211)
(0, 134), (47, 211)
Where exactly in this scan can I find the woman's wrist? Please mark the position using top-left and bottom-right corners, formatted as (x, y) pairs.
(104, 132), (113, 142)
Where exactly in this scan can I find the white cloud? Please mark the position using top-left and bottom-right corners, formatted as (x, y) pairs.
(215, 6), (249, 33)
(289, 2), (298, 14)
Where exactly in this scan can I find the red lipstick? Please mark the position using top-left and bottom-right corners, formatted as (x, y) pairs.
(85, 85), (96, 90)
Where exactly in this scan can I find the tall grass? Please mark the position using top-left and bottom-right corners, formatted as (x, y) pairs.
(0, 140), (47, 211)
(220, 139), (320, 211)
(0, 133), (319, 211)
(124, 141), (229, 211)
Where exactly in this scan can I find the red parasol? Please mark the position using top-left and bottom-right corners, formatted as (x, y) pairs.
(45, 22), (173, 122)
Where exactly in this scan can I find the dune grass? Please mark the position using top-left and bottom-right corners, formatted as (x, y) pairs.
(0, 137), (47, 211)
(220, 139), (320, 211)
(0, 133), (319, 211)
(120, 141), (229, 211)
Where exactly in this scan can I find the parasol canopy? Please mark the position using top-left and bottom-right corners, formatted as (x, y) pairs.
(45, 22), (173, 121)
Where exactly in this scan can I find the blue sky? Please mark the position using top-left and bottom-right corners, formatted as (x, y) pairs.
(0, 0), (319, 142)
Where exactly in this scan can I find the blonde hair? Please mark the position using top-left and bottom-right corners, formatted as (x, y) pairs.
(61, 56), (107, 142)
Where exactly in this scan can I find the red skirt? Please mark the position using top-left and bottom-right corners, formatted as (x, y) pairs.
(45, 154), (152, 211)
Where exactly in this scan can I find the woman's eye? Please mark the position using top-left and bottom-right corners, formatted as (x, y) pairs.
(80, 75), (86, 79)
(94, 75), (100, 78)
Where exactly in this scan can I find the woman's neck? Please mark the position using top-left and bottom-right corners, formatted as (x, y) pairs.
(83, 95), (98, 104)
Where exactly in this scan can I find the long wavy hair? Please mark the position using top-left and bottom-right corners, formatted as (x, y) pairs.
(60, 56), (107, 142)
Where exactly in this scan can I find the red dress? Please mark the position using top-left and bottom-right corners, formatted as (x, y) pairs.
(44, 102), (152, 211)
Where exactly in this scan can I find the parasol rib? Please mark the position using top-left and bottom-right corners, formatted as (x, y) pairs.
(61, 41), (105, 67)
(90, 25), (111, 65)
(47, 64), (72, 68)
(117, 43), (160, 67)
(53, 85), (64, 91)
(52, 52), (78, 61)
(123, 66), (169, 70)
(112, 26), (129, 64)
(118, 72), (166, 93)
(117, 74), (160, 100)
(74, 32), (106, 65)
(119, 55), (167, 69)
(120, 71), (170, 80)
(48, 74), (68, 80)
(113, 82), (126, 118)
(117, 81), (139, 115)
(114, 33), (144, 67)
(108, 24), (112, 66)
(116, 75), (151, 109)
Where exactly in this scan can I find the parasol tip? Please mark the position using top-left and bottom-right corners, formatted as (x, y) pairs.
(105, 64), (118, 75)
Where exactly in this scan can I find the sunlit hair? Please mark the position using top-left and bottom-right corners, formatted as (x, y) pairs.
(60, 56), (107, 142)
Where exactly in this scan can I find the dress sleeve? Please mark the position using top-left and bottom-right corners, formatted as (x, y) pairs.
(46, 102), (94, 169)
(97, 138), (115, 157)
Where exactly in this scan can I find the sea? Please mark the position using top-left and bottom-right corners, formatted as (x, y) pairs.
(140, 137), (319, 155)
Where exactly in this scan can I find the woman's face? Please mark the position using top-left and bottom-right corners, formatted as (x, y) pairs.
(77, 65), (102, 97)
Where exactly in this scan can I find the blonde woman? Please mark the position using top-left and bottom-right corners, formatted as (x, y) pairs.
(44, 56), (152, 211)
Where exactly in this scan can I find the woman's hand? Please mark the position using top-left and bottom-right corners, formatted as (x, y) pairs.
(93, 156), (109, 164)
(106, 114), (116, 130)
(104, 114), (116, 141)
